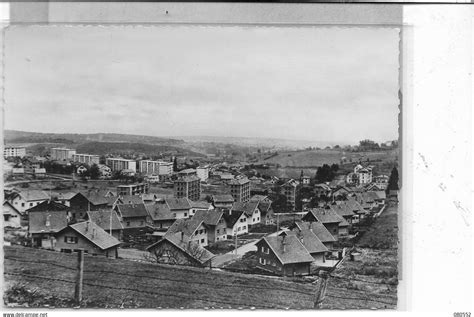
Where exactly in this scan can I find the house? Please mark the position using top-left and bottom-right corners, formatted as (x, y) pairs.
(26, 200), (88, 223)
(314, 183), (332, 197)
(54, 221), (121, 258)
(192, 209), (228, 243)
(54, 192), (76, 207)
(33, 168), (46, 179)
(250, 195), (274, 225)
(166, 197), (192, 219)
(223, 210), (248, 237)
(212, 194), (235, 209)
(114, 203), (149, 229)
(292, 221), (337, 250)
(119, 195), (143, 205)
(302, 208), (343, 239)
(146, 201), (176, 230)
(98, 164), (112, 179)
(189, 200), (213, 217)
(332, 186), (352, 200)
(255, 235), (314, 276)
(69, 192), (109, 211)
(7, 190), (50, 214)
(117, 183), (149, 196)
(3, 201), (23, 228)
(228, 177), (251, 203)
(12, 168), (25, 176)
(165, 217), (209, 246)
(141, 193), (158, 204)
(231, 201), (261, 227)
(281, 229), (328, 265)
(344, 197), (368, 222)
(346, 172), (358, 185)
(374, 175), (389, 190)
(330, 203), (356, 225)
(146, 232), (215, 268)
(29, 210), (69, 248)
(372, 190), (387, 205)
(87, 209), (124, 240)
(301, 175), (311, 185)
(76, 165), (88, 175)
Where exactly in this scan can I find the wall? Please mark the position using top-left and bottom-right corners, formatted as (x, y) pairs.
(54, 228), (117, 257)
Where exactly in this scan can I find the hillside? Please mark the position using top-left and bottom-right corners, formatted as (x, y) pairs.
(4, 130), (184, 146)
(261, 149), (398, 168)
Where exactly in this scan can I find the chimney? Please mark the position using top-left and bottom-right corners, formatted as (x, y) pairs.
(45, 214), (51, 227)
(92, 228), (96, 239)
(282, 235), (287, 253)
(181, 232), (184, 242)
(85, 221), (89, 232)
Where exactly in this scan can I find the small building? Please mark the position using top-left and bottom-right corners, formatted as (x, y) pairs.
(98, 164), (112, 179)
(54, 221), (121, 258)
(255, 235), (314, 277)
(7, 190), (51, 214)
(87, 209), (124, 240)
(33, 168), (46, 179)
(212, 194), (235, 209)
(69, 192), (109, 211)
(3, 201), (23, 228)
(29, 210), (69, 249)
(292, 221), (337, 250)
(314, 183), (332, 198)
(146, 202), (176, 230)
(114, 203), (149, 229)
(223, 210), (248, 237)
(189, 200), (213, 217)
(146, 232), (215, 268)
(12, 168), (25, 176)
(117, 183), (149, 196)
(231, 201), (261, 227)
(165, 217), (209, 247)
(250, 195), (274, 225)
(193, 209), (228, 243)
(282, 229), (329, 265)
(76, 165), (88, 175)
(302, 208), (343, 239)
(301, 175), (311, 185)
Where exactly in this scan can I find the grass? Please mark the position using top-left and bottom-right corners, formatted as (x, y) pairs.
(4, 245), (317, 309)
(356, 202), (398, 249)
(205, 240), (235, 255)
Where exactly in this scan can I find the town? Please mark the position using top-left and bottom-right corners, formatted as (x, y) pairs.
(3, 133), (399, 309)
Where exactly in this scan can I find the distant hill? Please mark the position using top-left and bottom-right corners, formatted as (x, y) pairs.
(76, 141), (205, 157)
(4, 130), (184, 146)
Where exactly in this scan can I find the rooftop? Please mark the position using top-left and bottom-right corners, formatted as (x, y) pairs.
(261, 235), (314, 265)
(68, 221), (121, 250)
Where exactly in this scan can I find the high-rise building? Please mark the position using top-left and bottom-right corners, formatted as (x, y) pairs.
(282, 179), (299, 210)
(106, 158), (137, 172)
(139, 160), (173, 176)
(174, 175), (201, 201)
(229, 177), (250, 203)
(50, 148), (76, 161)
(196, 166), (209, 182)
(72, 153), (100, 166)
(4, 146), (26, 158)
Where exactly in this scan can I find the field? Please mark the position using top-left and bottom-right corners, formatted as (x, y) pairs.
(261, 149), (398, 168)
(3, 246), (317, 309)
(357, 202), (399, 249)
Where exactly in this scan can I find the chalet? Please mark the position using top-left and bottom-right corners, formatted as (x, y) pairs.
(255, 235), (314, 277)
(7, 190), (50, 213)
(76, 165), (88, 175)
(141, 193), (158, 204)
(98, 164), (112, 179)
(302, 208), (343, 239)
(3, 201), (23, 228)
(165, 217), (209, 246)
(281, 229), (329, 266)
(69, 192), (109, 211)
(231, 201), (261, 227)
(12, 168), (25, 176)
(193, 209), (228, 243)
(374, 175), (389, 190)
(292, 221), (337, 250)
(332, 186), (352, 200)
(87, 209), (124, 240)
(54, 221), (121, 258)
(330, 203), (356, 225)
(26, 200), (89, 223)
(301, 175), (311, 185)
(189, 200), (214, 217)
(364, 182), (384, 192)
(223, 210), (248, 237)
(251, 196), (274, 225)
(33, 168), (46, 179)
(54, 192), (76, 207)
(119, 195), (143, 205)
(212, 194), (235, 209)
(29, 210), (68, 248)
(314, 183), (332, 197)
(146, 232), (215, 268)
(338, 218), (350, 236)
(166, 197), (192, 219)
(114, 203), (149, 229)
(146, 201), (176, 230)
(372, 191), (387, 205)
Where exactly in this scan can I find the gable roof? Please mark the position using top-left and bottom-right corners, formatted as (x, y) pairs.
(115, 203), (149, 219)
(29, 211), (68, 234)
(231, 201), (260, 217)
(223, 210), (245, 228)
(75, 192), (109, 206)
(189, 200), (211, 210)
(345, 198), (366, 214)
(26, 200), (70, 213)
(228, 177), (250, 186)
(303, 208), (343, 224)
(55, 192), (77, 201)
(165, 217), (204, 237)
(260, 236), (314, 265)
(3, 201), (21, 216)
(284, 230), (328, 254)
(67, 221), (121, 250)
(212, 194), (235, 203)
(338, 217), (350, 227)
(249, 195), (268, 202)
(166, 198), (192, 210)
(146, 202), (175, 221)
(293, 221), (337, 243)
(147, 232), (215, 265)
(119, 195), (143, 205)
(329, 203), (355, 218)
(192, 209), (224, 226)
(16, 190), (50, 202)
(87, 209), (124, 231)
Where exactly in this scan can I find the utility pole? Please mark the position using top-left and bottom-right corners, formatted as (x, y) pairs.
(314, 271), (329, 309)
(234, 234), (238, 257)
(74, 249), (84, 305)
(277, 213), (280, 232)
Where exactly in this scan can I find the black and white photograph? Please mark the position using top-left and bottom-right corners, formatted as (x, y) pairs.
(1, 2), (472, 313)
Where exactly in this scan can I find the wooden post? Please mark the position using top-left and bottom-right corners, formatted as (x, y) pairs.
(74, 249), (84, 305)
(314, 271), (329, 309)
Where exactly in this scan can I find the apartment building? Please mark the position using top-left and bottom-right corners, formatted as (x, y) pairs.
(139, 160), (173, 176)
(4, 146), (26, 158)
(50, 148), (76, 161)
(117, 183), (149, 196)
(174, 175), (201, 201)
(196, 166), (209, 182)
(106, 157), (137, 173)
(282, 179), (299, 210)
(228, 177), (250, 203)
(72, 153), (100, 166)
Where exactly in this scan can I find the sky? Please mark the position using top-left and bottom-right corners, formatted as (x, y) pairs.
(4, 25), (400, 145)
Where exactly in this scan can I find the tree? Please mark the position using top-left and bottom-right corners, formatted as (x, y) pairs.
(143, 240), (208, 267)
(315, 164), (337, 183)
(386, 167), (399, 193)
(173, 157), (178, 172)
(89, 164), (100, 180)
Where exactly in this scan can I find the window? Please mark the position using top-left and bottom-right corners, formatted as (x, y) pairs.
(184, 213), (187, 217)
(64, 236), (78, 244)
(259, 258), (266, 265)
(201, 239), (205, 243)
(126, 221), (130, 227)
(263, 247), (269, 254)
(29, 203), (33, 207)
(243, 226), (246, 230)
(217, 229), (220, 234)
(257, 217), (260, 221)
(140, 221), (144, 226)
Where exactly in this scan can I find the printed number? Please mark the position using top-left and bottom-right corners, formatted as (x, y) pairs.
(454, 313), (471, 317)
